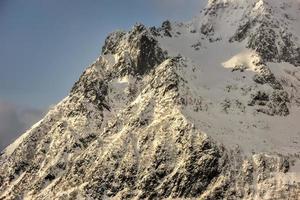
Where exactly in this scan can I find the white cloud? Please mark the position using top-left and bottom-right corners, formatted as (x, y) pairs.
(0, 100), (46, 151)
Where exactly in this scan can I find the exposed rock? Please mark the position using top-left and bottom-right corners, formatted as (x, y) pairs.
(266, 90), (290, 116)
(201, 23), (214, 36)
(253, 64), (283, 90)
(248, 91), (270, 106)
(102, 31), (126, 55)
(1, 0), (300, 199)
(161, 20), (172, 37)
(249, 90), (289, 116)
(230, 21), (252, 42)
(247, 23), (279, 62)
(191, 41), (202, 51)
(110, 24), (166, 76)
(231, 64), (248, 72)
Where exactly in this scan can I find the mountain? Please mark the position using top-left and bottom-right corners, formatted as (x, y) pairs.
(1, 0), (300, 199)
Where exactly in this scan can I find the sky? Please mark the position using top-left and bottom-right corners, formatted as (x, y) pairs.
(0, 0), (205, 150)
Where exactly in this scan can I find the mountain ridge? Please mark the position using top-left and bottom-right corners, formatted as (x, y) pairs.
(1, 0), (300, 199)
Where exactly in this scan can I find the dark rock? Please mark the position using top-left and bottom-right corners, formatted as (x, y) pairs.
(253, 90), (290, 116)
(246, 23), (300, 67)
(267, 90), (290, 116)
(230, 21), (252, 42)
(231, 64), (247, 72)
(280, 31), (300, 67)
(79, 134), (97, 148)
(190, 29), (197, 33)
(149, 26), (159, 36)
(70, 66), (109, 111)
(253, 65), (283, 90)
(161, 20), (172, 37)
(102, 31), (126, 55)
(191, 41), (202, 51)
(44, 173), (55, 181)
(248, 91), (269, 106)
(133, 34), (165, 75)
(247, 23), (279, 62)
(14, 161), (29, 175)
(112, 24), (167, 76)
(280, 158), (290, 173)
(201, 23), (214, 36)
(162, 20), (171, 31)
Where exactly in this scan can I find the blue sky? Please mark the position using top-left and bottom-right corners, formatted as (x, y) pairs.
(0, 0), (205, 149)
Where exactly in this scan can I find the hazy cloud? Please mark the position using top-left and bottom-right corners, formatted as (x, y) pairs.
(0, 100), (45, 151)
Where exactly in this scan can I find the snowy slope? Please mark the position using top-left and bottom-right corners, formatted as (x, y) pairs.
(158, 28), (300, 154)
(156, 0), (300, 154)
(1, 0), (300, 199)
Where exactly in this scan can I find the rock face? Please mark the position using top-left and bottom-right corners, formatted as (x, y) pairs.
(1, 0), (300, 199)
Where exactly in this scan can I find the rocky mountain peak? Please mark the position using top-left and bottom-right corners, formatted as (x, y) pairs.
(193, 0), (300, 66)
(102, 24), (166, 77)
(1, 0), (300, 199)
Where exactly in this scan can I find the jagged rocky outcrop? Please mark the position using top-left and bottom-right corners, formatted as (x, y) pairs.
(247, 23), (300, 66)
(1, 0), (300, 199)
(102, 24), (166, 76)
(228, 1), (300, 66)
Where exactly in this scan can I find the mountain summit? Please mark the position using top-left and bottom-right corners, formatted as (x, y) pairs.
(1, 0), (300, 199)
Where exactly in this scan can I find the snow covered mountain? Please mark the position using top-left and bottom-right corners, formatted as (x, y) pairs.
(1, 0), (300, 199)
